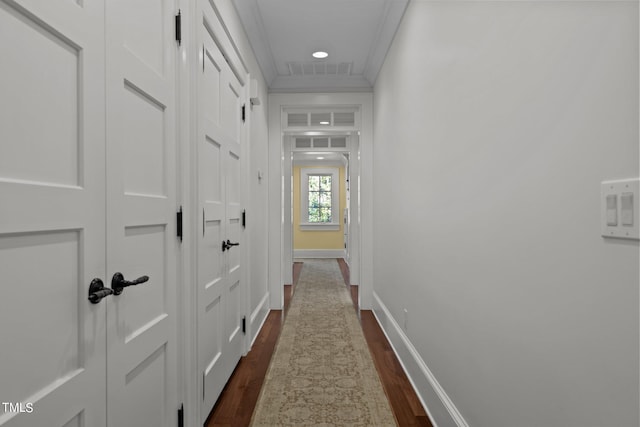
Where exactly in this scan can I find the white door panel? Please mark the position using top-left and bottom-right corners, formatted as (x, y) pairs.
(105, 0), (178, 426)
(0, 0), (106, 426)
(225, 145), (243, 373)
(3, 1), (182, 425)
(198, 1), (246, 421)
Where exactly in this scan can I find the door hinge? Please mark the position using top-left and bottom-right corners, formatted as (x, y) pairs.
(177, 404), (184, 427)
(176, 206), (183, 242)
(242, 209), (246, 228)
(241, 104), (246, 123)
(242, 316), (246, 334)
(175, 10), (182, 46)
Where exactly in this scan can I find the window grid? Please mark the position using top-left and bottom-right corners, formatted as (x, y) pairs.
(308, 175), (332, 223)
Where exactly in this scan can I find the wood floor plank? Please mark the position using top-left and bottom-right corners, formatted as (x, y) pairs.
(361, 310), (433, 426)
(337, 257), (350, 286)
(205, 309), (283, 427)
(292, 261), (303, 289)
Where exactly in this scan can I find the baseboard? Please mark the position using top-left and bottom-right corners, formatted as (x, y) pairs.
(293, 249), (346, 259)
(249, 292), (270, 348)
(372, 292), (469, 427)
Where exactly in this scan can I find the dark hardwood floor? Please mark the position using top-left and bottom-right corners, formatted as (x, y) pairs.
(361, 310), (433, 426)
(283, 262), (302, 315)
(206, 259), (433, 427)
(337, 257), (358, 307)
(204, 309), (283, 427)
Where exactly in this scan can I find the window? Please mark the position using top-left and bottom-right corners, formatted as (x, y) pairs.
(308, 174), (332, 223)
(285, 110), (357, 129)
(300, 168), (339, 230)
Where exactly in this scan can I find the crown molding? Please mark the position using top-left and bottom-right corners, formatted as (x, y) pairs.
(232, 0), (409, 91)
(232, 0), (278, 85)
(363, 0), (409, 85)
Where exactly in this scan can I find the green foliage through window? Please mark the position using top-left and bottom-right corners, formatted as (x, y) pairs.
(308, 175), (332, 223)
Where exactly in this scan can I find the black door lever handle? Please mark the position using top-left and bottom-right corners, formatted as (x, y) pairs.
(88, 278), (113, 304)
(111, 272), (150, 295)
(222, 239), (240, 252)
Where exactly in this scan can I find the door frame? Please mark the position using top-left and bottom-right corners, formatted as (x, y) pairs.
(176, 0), (196, 426)
(268, 93), (374, 310)
(285, 135), (358, 275)
(180, 1), (252, 425)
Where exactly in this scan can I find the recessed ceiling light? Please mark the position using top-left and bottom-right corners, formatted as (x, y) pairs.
(317, 156), (325, 160)
(312, 51), (328, 59)
(319, 121), (330, 125)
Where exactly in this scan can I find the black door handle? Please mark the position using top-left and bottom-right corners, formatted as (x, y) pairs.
(88, 278), (113, 304)
(222, 239), (240, 252)
(111, 272), (149, 295)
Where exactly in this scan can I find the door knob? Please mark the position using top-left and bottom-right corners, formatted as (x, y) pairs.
(111, 272), (149, 295)
(88, 278), (113, 304)
(222, 239), (240, 252)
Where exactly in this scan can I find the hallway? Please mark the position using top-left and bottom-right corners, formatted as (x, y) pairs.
(0, 0), (638, 426)
(206, 260), (431, 426)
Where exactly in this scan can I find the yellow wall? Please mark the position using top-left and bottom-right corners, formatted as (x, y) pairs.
(293, 165), (346, 250)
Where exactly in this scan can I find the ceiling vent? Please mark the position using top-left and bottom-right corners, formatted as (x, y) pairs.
(287, 62), (352, 76)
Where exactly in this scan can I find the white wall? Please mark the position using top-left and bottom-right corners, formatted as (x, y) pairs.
(373, 2), (639, 427)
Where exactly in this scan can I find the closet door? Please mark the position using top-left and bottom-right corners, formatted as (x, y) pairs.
(105, 1), (179, 426)
(221, 68), (245, 397)
(0, 0), (106, 426)
(197, 3), (246, 421)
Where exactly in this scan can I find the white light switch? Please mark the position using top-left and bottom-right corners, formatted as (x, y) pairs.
(621, 192), (633, 226)
(606, 194), (618, 226)
(601, 178), (640, 240)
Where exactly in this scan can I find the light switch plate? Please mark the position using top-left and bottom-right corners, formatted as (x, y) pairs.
(601, 178), (640, 240)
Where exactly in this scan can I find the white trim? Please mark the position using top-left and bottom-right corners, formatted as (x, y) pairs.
(299, 223), (340, 231)
(372, 292), (470, 427)
(268, 93), (372, 310)
(231, 0), (277, 85)
(362, 0), (409, 85)
(300, 167), (339, 226)
(249, 292), (270, 347)
(269, 75), (373, 93)
(293, 159), (345, 167)
(232, 0), (409, 91)
(294, 249), (346, 259)
(179, 1), (198, 425)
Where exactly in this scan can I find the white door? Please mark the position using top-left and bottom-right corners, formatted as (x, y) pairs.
(0, 0), (106, 426)
(197, 3), (246, 421)
(105, 0), (179, 426)
(0, 0), (179, 426)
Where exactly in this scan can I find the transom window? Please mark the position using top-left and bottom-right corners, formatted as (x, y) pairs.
(286, 110), (356, 128)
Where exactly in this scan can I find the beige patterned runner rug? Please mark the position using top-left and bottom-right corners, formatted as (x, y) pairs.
(250, 259), (397, 426)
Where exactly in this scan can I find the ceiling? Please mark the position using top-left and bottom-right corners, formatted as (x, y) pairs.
(232, 0), (409, 93)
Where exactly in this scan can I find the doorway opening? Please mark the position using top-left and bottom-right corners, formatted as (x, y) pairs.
(283, 132), (360, 308)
